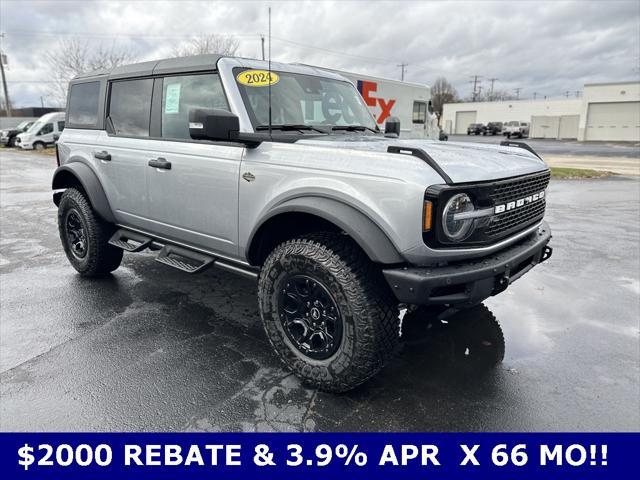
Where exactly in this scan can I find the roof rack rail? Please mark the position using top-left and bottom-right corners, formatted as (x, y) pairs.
(500, 140), (542, 160)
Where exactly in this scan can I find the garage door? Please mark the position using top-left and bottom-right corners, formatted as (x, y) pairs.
(585, 102), (640, 141)
(558, 115), (579, 139)
(530, 116), (559, 139)
(455, 111), (477, 134)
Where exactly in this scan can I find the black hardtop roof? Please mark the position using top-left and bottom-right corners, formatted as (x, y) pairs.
(72, 54), (225, 82)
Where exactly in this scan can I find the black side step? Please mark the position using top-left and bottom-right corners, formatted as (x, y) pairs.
(109, 230), (152, 252)
(500, 140), (542, 160)
(155, 244), (214, 274)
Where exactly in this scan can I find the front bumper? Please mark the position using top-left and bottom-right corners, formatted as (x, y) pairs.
(383, 222), (552, 306)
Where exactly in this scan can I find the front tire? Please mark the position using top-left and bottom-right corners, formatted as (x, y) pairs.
(58, 188), (123, 277)
(258, 233), (399, 392)
(33, 141), (46, 151)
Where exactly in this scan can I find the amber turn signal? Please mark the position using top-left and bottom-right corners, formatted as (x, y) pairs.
(423, 200), (433, 232)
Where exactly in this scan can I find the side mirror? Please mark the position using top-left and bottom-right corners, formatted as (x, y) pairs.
(53, 134), (60, 142)
(189, 108), (240, 142)
(428, 100), (434, 114)
(384, 116), (401, 138)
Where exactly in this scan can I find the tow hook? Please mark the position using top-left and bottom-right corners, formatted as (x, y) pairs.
(494, 275), (510, 295)
(541, 245), (553, 263)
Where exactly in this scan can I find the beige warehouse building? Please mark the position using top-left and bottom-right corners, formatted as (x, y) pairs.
(442, 81), (640, 142)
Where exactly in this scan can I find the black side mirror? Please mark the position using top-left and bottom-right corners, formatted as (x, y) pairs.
(384, 116), (401, 138)
(428, 100), (434, 114)
(53, 134), (60, 142)
(189, 108), (240, 142)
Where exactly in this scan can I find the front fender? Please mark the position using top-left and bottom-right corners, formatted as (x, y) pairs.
(52, 162), (115, 223)
(247, 196), (404, 264)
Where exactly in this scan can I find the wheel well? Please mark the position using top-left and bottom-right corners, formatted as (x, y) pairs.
(248, 212), (341, 266)
(52, 170), (87, 205)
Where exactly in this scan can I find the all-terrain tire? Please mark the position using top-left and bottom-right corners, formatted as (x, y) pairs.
(57, 188), (123, 277)
(449, 303), (505, 370)
(258, 232), (399, 392)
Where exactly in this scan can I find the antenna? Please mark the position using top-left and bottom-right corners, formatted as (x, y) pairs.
(268, 6), (272, 138)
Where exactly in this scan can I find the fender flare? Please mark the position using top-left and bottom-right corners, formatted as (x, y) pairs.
(52, 162), (116, 223)
(248, 196), (404, 264)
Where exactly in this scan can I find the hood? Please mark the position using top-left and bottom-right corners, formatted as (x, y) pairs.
(296, 136), (547, 184)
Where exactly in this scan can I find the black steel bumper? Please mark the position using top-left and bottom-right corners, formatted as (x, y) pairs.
(383, 222), (552, 306)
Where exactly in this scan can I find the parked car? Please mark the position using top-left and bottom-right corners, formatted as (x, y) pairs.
(483, 122), (503, 135)
(0, 120), (35, 147)
(504, 121), (529, 138)
(53, 54), (552, 392)
(467, 123), (485, 135)
(16, 112), (65, 150)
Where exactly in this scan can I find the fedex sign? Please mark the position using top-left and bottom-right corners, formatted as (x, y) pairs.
(357, 80), (396, 124)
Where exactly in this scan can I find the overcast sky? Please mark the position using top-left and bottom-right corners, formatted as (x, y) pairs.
(1, 0), (639, 108)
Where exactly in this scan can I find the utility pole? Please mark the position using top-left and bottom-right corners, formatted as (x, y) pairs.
(574, 90), (581, 98)
(488, 77), (498, 99)
(470, 75), (482, 101)
(477, 85), (483, 98)
(533, 92), (537, 100)
(40, 96), (45, 108)
(260, 35), (265, 61)
(397, 63), (408, 81)
(564, 90), (570, 98)
(514, 87), (522, 100)
(0, 36), (11, 117)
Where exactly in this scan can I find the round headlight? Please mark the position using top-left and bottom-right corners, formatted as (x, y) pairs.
(442, 193), (475, 241)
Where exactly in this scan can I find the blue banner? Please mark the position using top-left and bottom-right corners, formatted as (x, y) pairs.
(1, 432), (637, 479)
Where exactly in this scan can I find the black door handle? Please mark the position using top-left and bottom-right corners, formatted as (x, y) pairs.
(93, 151), (111, 161)
(148, 157), (172, 170)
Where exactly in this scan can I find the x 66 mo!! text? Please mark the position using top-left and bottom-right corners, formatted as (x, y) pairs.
(17, 443), (608, 470)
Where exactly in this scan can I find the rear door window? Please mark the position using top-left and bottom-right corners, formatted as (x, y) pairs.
(108, 79), (153, 137)
(160, 73), (228, 140)
(57, 121), (65, 132)
(68, 81), (100, 126)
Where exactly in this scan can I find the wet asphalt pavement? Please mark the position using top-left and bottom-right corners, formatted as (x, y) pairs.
(1, 149), (639, 432)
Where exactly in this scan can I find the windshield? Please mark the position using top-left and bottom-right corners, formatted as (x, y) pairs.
(16, 121), (30, 130)
(26, 121), (44, 134)
(506, 121), (519, 126)
(234, 68), (378, 132)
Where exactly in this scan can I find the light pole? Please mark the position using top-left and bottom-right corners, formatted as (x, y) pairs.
(0, 48), (11, 117)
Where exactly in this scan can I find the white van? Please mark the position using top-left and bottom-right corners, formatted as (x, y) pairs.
(17, 112), (66, 150)
(302, 65), (440, 139)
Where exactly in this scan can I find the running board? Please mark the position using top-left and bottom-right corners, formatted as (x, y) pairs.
(109, 230), (152, 252)
(155, 244), (214, 274)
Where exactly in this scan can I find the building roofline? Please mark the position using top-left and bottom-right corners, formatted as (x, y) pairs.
(584, 80), (640, 87)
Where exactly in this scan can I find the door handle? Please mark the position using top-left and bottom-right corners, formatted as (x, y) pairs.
(93, 151), (111, 161)
(148, 157), (172, 170)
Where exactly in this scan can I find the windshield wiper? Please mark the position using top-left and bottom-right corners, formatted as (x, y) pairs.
(256, 124), (329, 134)
(331, 125), (380, 134)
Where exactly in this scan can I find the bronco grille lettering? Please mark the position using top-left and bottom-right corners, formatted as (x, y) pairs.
(494, 190), (545, 214)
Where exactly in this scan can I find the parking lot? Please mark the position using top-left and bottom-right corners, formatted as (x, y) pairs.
(1, 148), (639, 432)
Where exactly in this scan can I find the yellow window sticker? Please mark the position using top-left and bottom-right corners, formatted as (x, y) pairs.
(236, 70), (280, 87)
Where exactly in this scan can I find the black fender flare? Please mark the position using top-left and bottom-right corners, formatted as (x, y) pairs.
(248, 196), (404, 264)
(52, 162), (115, 223)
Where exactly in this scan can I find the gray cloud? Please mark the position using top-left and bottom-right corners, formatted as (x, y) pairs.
(1, 0), (638, 107)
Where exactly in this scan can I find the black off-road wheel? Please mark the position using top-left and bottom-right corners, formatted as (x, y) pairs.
(258, 233), (399, 392)
(449, 304), (505, 371)
(57, 188), (123, 277)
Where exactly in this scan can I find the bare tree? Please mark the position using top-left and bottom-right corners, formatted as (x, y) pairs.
(172, 34), (240, 57)
(430, 77), (459, 122)
(46, 39), (137, 106)
(469, 88), (516, 102)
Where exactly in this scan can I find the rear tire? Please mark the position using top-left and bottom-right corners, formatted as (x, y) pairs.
(58, 188), (123, 277)
(8, 137), (16, 148)
(258, 232), (399, 392)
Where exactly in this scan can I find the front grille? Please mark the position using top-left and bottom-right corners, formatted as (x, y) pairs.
(490, 170), (550, 204)
(485, 199), (546, 237)
(424, 169), (551, 248)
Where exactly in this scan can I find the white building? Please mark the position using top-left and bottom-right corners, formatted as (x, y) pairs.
(442, 81), (640, 142)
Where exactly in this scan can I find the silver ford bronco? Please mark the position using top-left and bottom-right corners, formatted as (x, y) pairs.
(53, 54), (552, 392)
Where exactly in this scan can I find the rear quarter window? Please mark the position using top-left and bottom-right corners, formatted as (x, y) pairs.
(68, 82), (101, 127)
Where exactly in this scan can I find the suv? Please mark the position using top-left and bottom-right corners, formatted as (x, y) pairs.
(504, 121), (529, 138)
(53, 55), (552, 392)
(484, 122), (503, 136)
(467, 123), (485, 135)
(0, 120), (34, 147)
